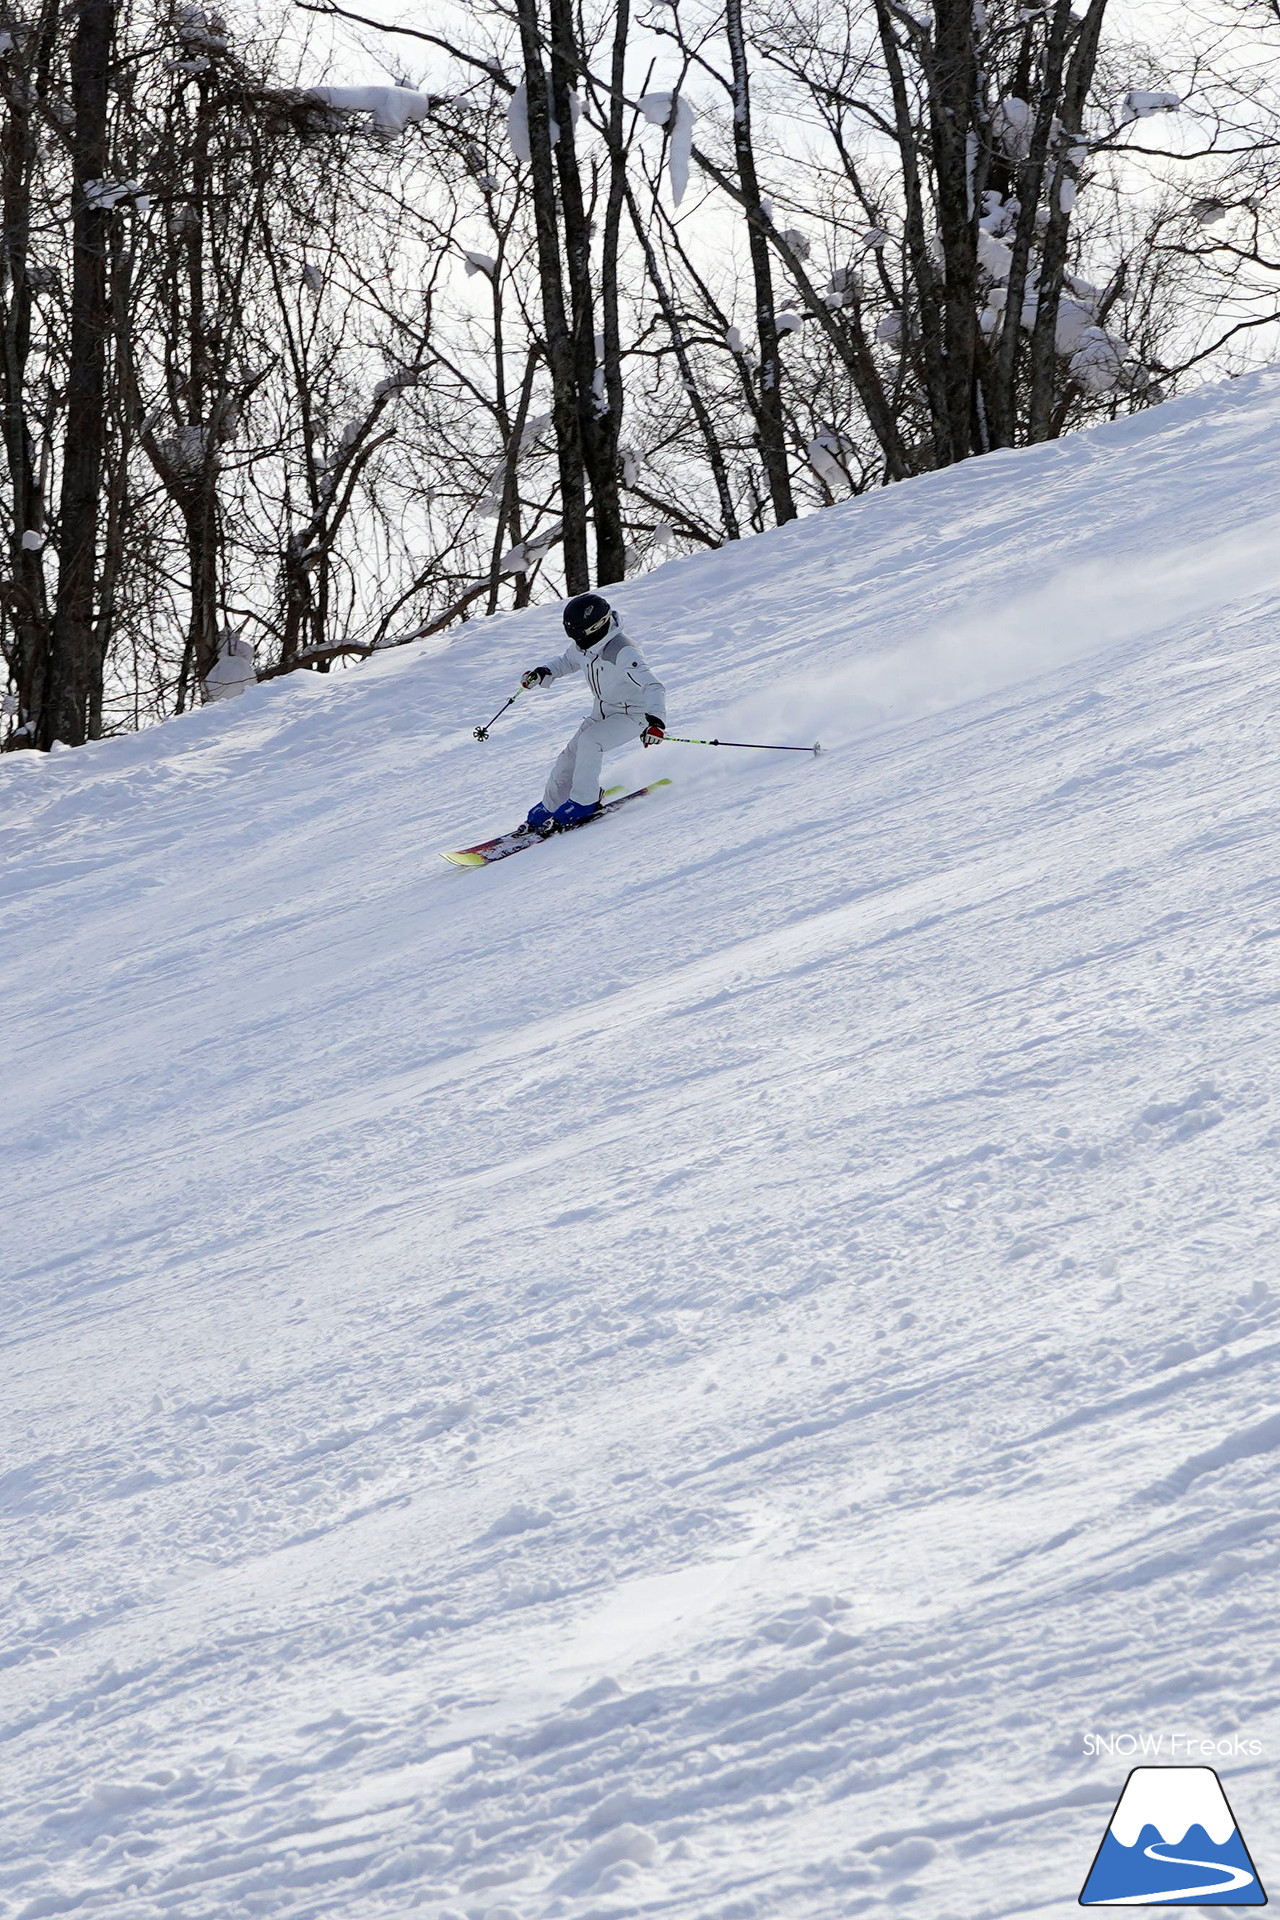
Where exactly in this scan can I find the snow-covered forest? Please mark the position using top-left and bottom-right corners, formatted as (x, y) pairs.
(2, 0), (1280, 748)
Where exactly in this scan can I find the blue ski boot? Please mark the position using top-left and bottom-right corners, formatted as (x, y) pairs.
(523, 801), (554, 836)
(552, 797), (601, 829)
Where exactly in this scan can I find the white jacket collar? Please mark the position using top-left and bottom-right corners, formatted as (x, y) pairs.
(579, 611), (619, 656)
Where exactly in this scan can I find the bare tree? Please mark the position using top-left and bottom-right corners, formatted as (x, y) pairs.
(0, 0), (60, 744)
(43, 0), (115, 746)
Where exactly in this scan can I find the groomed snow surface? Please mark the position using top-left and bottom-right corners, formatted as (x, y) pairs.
(5, 371), (1280, 1919)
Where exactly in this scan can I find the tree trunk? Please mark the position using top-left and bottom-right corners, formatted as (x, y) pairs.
(989, 0), (1074, 448)
(184, 483), (221, 699)
(873, 0), (952, 465)
(1027, 0), (1108, 441)
(43, 0), (114, 748)
(929, 0), (978, 461)
(725, 0), (795, 526)
(547, 0), (624, 585)
(593, 0), (629, 583)
(488, 347), (538, 614)
(94, 212), (136, 738)
(0, 0), (57, 745)
(513, 0), (589, 593)
(186, 73), (223, 695)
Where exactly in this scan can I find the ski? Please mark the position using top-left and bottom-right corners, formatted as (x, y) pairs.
(441, 780), (671, 867)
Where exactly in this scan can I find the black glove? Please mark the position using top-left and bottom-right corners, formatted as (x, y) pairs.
(641, 714), (666, 747)
(521, 667), (551, 689)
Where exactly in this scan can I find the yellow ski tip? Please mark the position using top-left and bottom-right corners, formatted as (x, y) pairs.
(441, 850), (487, 867)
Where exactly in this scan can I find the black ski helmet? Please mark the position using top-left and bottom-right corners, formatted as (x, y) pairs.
(563, 591), (614, 649)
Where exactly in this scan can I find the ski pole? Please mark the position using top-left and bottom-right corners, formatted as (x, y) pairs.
(473, 688), (522, 741)
(662, 735), (822, 755)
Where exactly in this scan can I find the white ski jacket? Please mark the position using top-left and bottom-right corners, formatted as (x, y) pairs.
(536, 622), (666, 727)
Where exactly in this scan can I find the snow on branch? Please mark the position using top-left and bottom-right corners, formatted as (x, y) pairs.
(307, 84), (444, 135)
(991, 96), (1032, 161)
(638, 92), (695, 205)
(807, 431), (851, 491)
(498, 524), (561, 576)
(83, 178), (150, 213)
(1120, 89), (1181, 126)
(507, 80), (531, 161)
(507, 79), (579, 161)
(1067, 327), (1135, 396)
(202, 627), (256, 701)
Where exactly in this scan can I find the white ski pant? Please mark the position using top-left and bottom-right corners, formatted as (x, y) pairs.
(543, 713), (643, 809)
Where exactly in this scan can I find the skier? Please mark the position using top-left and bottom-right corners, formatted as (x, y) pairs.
(519, 592), (667, 832)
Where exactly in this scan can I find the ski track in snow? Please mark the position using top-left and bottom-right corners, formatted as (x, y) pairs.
(3, 371), (1280, 1919)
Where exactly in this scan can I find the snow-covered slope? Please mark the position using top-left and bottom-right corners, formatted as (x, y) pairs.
(5, 372), (1280, 1920)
